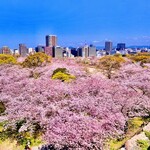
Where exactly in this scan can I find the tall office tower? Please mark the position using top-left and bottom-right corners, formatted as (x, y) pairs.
(1, 46), (11, 54)
(19, 44), (28, 57)
(53, 46), (64, 58)
(77, 45), (89, 57)
(117, 43), (126, 50)
(46, 35), (57, 47)
(71, 47), (78, 57)
(89, 45), (96, 57)
(105, 41), (113, 54)
(83, 45), (89, 57)
(77, 47), (82, 57)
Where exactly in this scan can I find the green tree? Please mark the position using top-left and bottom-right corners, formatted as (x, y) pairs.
(0, 54), (17, 65)
(52, 68), (75, 82)
(22, 52), (51, 68)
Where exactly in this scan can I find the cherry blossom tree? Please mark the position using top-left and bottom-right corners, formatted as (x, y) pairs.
(0, 59), (150, 149)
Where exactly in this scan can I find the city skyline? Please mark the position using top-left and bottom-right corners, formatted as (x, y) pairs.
(0, 0), (150, 48)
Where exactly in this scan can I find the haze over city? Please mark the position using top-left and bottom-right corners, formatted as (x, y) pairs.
(0, 0), (150, 48)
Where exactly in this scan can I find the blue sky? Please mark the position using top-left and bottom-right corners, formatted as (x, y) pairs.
(0, 0), (150, 48)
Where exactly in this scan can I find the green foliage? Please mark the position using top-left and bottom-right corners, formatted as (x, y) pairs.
(0, 54), (17, 65)
(0, 101), (6, 114)
(0, 121), (43, 147)
(108, 117), (144, 150)
(145, 131), (150, 140)
(52, 68), (68, 76)
(137, 139), (149, 150)
(127, 117), (144, 132)
(109, 138), (127, 150)
(52, 72), (76, 82)
(22, 52), (51, 68)
(52, 68), (75, 82)
(128, 53), (150, 66)
(98, 55), (125, 79)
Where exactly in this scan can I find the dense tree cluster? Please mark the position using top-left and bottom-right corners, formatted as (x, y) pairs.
(22, 52), (51, 68)
(0, 57), (150, 149)
(127, 52), (150, 66)
(0, 54), (17, 65)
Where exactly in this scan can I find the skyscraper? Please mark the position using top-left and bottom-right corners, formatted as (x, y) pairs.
(89, 45), (96, 57)
(77, 45), (90, 57)
(19, 44), (28, 57)
(53, 46), (64, 58)
(46, 35), (57, 47)
(117, 43), (126, 50)
(105, 41), (112, 54)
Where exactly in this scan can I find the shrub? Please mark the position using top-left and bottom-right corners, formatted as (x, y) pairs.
(52, 68), (68, 76)
(137, 139), (149, 150)
(0, 120), (42, 147)
(144, 131), (150, 140)
(127, 117), (144, 133)
(98, 55), (125, 79)
(22, 52), (51, 68)
(52, 68), (75, 82)
(0, 102), (6, 114)
(0, 54), (17, 65)
(52, 72), (75, 82)
(127, 53), (150, 66)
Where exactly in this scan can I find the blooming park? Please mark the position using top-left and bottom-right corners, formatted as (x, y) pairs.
(0, 53), (150, 150)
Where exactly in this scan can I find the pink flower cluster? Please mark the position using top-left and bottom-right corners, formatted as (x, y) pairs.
(0, 59), (150, 149)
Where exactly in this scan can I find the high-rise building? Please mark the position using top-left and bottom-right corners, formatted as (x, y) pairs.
(1, 46), (11, 54)
(53, 46), (64, 58)
(19, 44), (28, 57)
(78, 45), (89, 57)
(83, 45), (89, 57)
(70, 47), (78, 57)
(77, 47), (82, 57)
(46, 35), (57, 47)
(117, 43), (126, 50)
(89, 45), (96, 57)
(105, 41), (112, 54)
